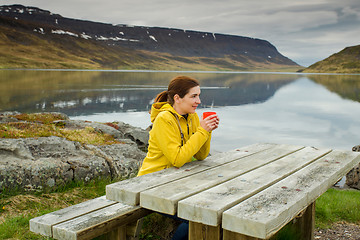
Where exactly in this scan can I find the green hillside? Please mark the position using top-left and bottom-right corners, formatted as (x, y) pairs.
(0, 23), (300, 71)
(303, 45), (360, 73)
(2, 27), (302, 71)
(0, 23), (205, 70)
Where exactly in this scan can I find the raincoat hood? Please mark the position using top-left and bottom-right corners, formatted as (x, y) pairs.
(150, 102), (183, 123)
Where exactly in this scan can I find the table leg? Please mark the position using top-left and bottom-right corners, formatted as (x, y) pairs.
(104, 225), (126, 240)
(189, 221), (222, 240)
(292, 201), (316, 240)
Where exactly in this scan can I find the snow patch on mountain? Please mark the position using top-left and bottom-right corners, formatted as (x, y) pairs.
(96, 35), (139, 42)
(149, 35), (157, 42)
(33, 28), (45, 34)
(52, 29), (78, 37)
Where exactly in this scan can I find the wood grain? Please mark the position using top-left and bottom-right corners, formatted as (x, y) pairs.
(178, 147), (330, 226)
(52, 203), (150, 240)
(29, 196), (116, 237)
(106, 143), (276, 205)
(222, 150), (360, 239)
(140, 144), (303, 215)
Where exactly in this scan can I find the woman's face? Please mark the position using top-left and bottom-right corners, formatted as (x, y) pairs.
(174, 86), (201, 115)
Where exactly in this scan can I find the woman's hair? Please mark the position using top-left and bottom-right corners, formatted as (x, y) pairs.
(155, 76), (200, 105)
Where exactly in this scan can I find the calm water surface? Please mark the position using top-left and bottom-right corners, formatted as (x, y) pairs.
(1, 70), (360, 153)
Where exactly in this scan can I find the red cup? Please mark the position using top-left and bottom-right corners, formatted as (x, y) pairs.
(202, 111), (216, 120)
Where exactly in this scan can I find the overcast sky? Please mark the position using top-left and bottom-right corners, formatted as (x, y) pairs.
(2, 0), (360, 66)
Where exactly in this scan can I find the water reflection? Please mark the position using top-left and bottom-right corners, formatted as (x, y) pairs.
(307, 74), (360, 103)
(1, 70), (360, 152)
(212, 77), (360, 152)
(0, 70), (298, 115)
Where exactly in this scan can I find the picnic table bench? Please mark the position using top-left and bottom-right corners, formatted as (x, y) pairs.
(30, 143), (360, 239)
(30, 196), (151, 240)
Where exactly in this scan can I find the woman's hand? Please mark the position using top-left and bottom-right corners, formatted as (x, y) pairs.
(200, 114), (219, 132)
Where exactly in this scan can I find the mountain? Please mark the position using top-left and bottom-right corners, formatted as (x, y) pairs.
(303, 45), (360, 73)
(0, 4), (301, 71)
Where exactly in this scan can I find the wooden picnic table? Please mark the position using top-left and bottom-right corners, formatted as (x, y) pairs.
(106, 143), (360, 239)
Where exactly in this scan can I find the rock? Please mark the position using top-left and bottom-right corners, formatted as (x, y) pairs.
(115, 121), (149, 150)
(346, 145), (360, 190)
(0, 136), (146, 192)
(0, 111), (21, 116)
(0, 111), (150, 192)
(56, 119), (149, 149)
(97, 143), (145, 179)
(346, 166), (360, 190)
(56, 120), (125, 139)
(0, 111), (21, 123)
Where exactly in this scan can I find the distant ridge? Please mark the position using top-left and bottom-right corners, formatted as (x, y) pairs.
(303, 45), (360, 73)
(0, 4), (301, 70)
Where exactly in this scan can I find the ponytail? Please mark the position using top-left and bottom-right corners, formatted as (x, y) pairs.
(155, 91), (169, 103)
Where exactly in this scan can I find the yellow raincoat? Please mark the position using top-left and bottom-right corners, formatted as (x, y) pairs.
(137, 102), (211, 176)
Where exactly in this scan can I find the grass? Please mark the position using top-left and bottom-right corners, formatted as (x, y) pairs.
(303, 45), (360, 73)
(0, 187), (359, 239)
(13, 113), (65, 124)
(0, 177), (117, 240)
(0, 113), (123, 145)
(0, 215), (39, 240)
(315, 188), (360, 229)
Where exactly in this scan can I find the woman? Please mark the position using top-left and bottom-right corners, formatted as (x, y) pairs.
(138, 75), (219, 176)
(137, 76), (219, 240)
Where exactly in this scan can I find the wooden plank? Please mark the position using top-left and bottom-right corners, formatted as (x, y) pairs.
(291, 201), (316, 240)
(140, 144), (304, 215)
(223, 202), (315, 240)
(106, 143), (276, 205)
(29, 196), (116, 237)
(52, 203), (151, 240)
(178, 147), (330, 226)
(222, 150), (360, 239)
(223, 202), (316, 240)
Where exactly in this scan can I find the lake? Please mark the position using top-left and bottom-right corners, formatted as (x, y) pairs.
(1, 69), (360, 153)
